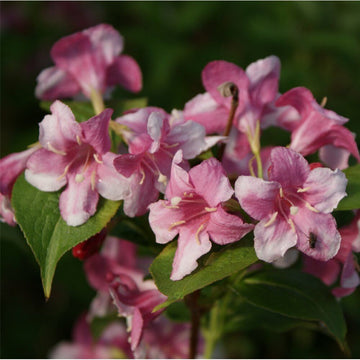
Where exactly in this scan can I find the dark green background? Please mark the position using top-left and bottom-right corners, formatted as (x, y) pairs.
(1, 2), (359, 358)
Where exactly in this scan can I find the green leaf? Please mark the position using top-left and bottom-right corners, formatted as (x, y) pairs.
(236, 270), (347, 348)
(337, 164), (360, 211)
(40, 101), (95, 122)
(12, 174), (121, 299)
(150, 236), (258, 309)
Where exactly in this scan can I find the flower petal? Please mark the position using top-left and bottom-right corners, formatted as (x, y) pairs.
(80, 108), (113, 154)
(319, 145), (350, 170)
(25, 149), (68, 191)
(202, 60), (249, 111)
(59, 170), (99, 226)
(207, 206), (254, 245)
(39, 100), (81, 151)
(35, 66), (80, 101)
(97, 152), (131, 200)
(148, 200), (182, 244)
(295, 208), (341, 261)
(303, 167), (347, 213)
(183, 92), (229, 134)
(235, 176), (280, 220)
(189, 157), (233, 207)
(254, 216), (297, 262)
(269, 147), (309, 190)
(171, 225), (212, 281)
(106, 54), (142, 93)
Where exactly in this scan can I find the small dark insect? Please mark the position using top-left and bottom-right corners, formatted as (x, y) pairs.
(309, 232), (317, 249)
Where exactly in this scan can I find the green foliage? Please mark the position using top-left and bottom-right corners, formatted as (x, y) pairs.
(150, 236), (258, 309)
(236, 270), (347, 349)
(11, 174), (121, 299)
(337, 164), (360, 211)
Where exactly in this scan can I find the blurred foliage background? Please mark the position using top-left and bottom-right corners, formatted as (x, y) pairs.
(1, 2), (360, 358)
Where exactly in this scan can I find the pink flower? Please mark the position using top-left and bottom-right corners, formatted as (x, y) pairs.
(36, 24), (142, 101)
(24, 101), (129, 226)
(276, 87), (360, 169)
(303, 211), (360, 298)
(0, 146), (40, 225)
(149, 150), (254, 280)
(84, 236), (166, 352)
(183, 55), (283, 135)
(114, 107), (218, 217)
(50, 314), (133, 359)
(235, 147), (347, 263)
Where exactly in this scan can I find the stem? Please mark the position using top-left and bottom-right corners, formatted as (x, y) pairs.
(204, 302), (221, 359)
(218, 83), (239, 161)
(90, 88), (105, 115)
(254, 150), (263, 179)
(185, 290), (201, 359)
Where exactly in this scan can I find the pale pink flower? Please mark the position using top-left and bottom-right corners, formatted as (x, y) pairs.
(114, 107), (218, 217)
(149, 150), (254, 280)
(276, 87), (360, 170)
(24, 101), (129, 226)
(84, 236), (166, 352)
(36, 24), (142, 101)
(50, 314), (133, 359)
(303, 211), (360, 297)
(235, 147), (347, 263)
(0, 146), (40, 225)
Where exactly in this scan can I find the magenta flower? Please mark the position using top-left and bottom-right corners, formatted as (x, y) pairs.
(235, 147), (347, 263)
(0, 146), (40, 225)
(50, 314), (133, 359)
(114, 107), (217, 217)
(149, 150), (254, 280)
(36, 24), (142, 101)
(182, 55), (283, 135)
(276, 87), (360, 169)
(303, 211), (360, 298)
(24, 101), (129, 226)
(84, 236), (166, 352)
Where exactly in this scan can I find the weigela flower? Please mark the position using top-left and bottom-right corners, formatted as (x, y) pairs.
(113, 107), (218, 217)
(303, 211), (360, 298)
(149, 150), (254, 281)
(25, 101), (129, 226)
(84, 236), (166, 352)
(235, 147), (347, 262)
(0, 145), (41, 225)
(36, 24), (142, 101)
(276, 87), (360, 170)
(50, 314), (133, 359)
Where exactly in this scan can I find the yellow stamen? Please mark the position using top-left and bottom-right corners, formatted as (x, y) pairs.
(171, 197), (182, 206)
(139, 169), (146, 185)
(290, 206), (299, 215)
(195, 223), (206, 244)
(168, 220), (186, 231)
(47, 142), (66, 156)
(93, 154), (103, 164)
(288, 218), (296, 233)
(76, 135), (82, 145)
(91, 170), (96, 191)
(305, 202), (319, 213)
(205, 207), (217, 213)
(264, 212), (278, 227)
(320, 96), (327, 107)
(158, 173), (168, 185)
(297, 187), (310, 193)
(57, 164), (70, 180)
(279, 187), (284, 198)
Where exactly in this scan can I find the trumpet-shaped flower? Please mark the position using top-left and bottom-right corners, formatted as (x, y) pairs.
(113, 107), (219, 217)
(36, 24), (142, 101)
(84, 236), (166, 352)
(149, 150), (254, 280)
(25, 101), (129, 226)
(276, 87), (360, 169)
(235, 147), (347, 262)
(303, 211), (360, 297)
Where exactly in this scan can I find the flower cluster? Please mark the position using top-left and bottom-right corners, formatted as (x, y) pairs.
(1, 23), (359, 358)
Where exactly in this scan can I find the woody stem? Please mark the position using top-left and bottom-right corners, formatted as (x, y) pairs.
(186, 290), (202, 359)
(218, 85), (239, 161)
